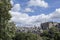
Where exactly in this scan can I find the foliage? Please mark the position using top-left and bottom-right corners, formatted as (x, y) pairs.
(13, 32), (42, 40)
(41, 27), (60, 40)
(0, 0), (16, 40)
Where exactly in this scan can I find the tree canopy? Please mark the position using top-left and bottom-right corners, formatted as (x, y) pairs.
(0, 0), (16, 40)
(13, 32), (42, 40)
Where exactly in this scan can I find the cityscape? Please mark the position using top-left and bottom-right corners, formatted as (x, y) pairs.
(0, 0), (60, 40)
(16, 22), (60, 34)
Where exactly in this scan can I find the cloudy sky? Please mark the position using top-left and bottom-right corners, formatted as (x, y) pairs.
(10, 0), (60, 27)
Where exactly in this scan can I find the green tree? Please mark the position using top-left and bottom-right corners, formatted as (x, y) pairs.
(41, 27), (60, 40)
(0, 0), (16, 40)
(42, 30), (50, 40)
(49, 27), (60, 40)
(13, 32), (42, 40)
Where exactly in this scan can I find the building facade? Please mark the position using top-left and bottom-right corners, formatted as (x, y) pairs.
(41, 22), (60, 30)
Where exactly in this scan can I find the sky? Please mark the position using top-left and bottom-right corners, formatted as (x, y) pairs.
(10, 0), (60, 27)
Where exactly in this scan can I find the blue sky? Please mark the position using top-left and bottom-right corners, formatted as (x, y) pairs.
(10, 0), (60, 27)
(12, 0), (60, 15)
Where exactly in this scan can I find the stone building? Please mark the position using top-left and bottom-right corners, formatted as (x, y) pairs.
(41, 22), (60, 30)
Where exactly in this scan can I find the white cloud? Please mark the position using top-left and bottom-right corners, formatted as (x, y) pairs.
(10, 8), (60, 27)
(10, 11), (50, 27)
(10, 0), (14, 6)
(11, 4), (21, 12)
(50, 8), (60, 19)
(56, 8), (60, 13)
(28, 0), (48, 8)
(24, 8), (34, 12)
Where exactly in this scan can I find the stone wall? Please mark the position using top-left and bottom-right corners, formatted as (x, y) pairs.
(41, 22), (60, 30)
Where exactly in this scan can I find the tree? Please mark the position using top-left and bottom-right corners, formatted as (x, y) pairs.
(13, 32), (42, 40)
(49, 27), (60, 40)
(0, 0), (16, 40)
(41, 27), (60, 40)
(41, 30), (50, 40)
